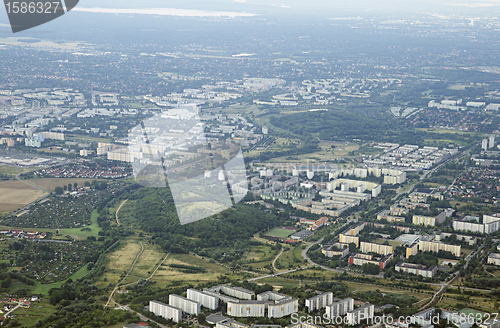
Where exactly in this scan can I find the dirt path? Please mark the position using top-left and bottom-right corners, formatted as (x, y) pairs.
(115, 199), (128, 226)
(253, 232), (274, 244)
(272, 248), (284, 272)
(106, 241), (143, 306)
(147, 252), (170, 280)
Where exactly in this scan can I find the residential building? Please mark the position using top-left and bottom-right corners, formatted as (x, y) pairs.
(395, 262), (437, 278)
(325, 298), (354, 319)
(359, 242), (392, 256)
(305, 292), (333, 313)
(418, 241), (461, 257)
(346, 303), (374, 325)
(149, 300), (182, 323)
(488, 253), (500, 266)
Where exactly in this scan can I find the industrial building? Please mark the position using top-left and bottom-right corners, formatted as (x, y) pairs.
(395, 262), (437, 278)
(359, 242), (392, 256)
(187, 288), (219, 310)
(305, 292), (334, 313)
(169, 294), (201, 316)
(418, 241), (461, 257)
(346, 303), (374, 325)
(149, 300), (183, 323)
(325, 298), (354, 318)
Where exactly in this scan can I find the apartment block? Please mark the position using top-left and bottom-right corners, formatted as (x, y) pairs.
(149, 300), (182, 323)
(359, 242), (392, 256)
(418, 241), (461, 257)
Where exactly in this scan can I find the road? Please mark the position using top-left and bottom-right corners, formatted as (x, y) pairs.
(2, 303), (21, 321)
(15, 173), (48, 192)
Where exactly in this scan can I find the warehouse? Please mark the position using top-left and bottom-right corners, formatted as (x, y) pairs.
(169, 294), (201, 316)
(305, 292), (334, 313)
(149, 300), (183, 323)
(187, 288), (219, 310)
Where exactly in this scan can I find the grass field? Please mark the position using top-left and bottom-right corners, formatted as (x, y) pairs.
(0, 164), (33, 176)
(0, 180), (48, 213)
(459, 308), (490, 318)
(11, 298), (56, 327)
(60, 209), (102, 240)
(152, 253), (239, 285)
(32, 265), (90, 294)
(263, 227), (296, 239)
(129, 243), (165, 278)
(276, 245), (307, 269)
(101, 240), (143, 286)
(26, 178), (102, 192)
(264, 141), (360, 162)
(68, 135), (113, 143)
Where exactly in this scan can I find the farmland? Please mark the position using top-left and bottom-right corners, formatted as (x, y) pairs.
(0, 180), (47, 213)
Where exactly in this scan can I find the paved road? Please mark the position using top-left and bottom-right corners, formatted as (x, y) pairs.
(15, 173), (48, 192)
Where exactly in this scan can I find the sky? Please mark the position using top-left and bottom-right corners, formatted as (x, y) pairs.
(73, 0), (500, 14)
(1, 0), (500, 39)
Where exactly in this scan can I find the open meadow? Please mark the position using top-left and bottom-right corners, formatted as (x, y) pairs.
(151, 253), (243, 285)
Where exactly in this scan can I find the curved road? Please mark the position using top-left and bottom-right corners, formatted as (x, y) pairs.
(16, 173), (49, 192)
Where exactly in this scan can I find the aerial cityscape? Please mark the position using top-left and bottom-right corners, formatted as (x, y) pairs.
(2, 1), (500, 328)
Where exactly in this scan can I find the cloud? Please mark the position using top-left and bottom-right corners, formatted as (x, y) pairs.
(234, 0), (247, 3)
(72, 7), (256, 17)
(446, 2), (496, 7)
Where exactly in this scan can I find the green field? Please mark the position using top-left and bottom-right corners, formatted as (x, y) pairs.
(59, 209), (102, 240)
(0, 164), (33, 176)
(458, 308), (490, 319)
(32, 265), (90, 295)
(263, 227), (296, 239)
